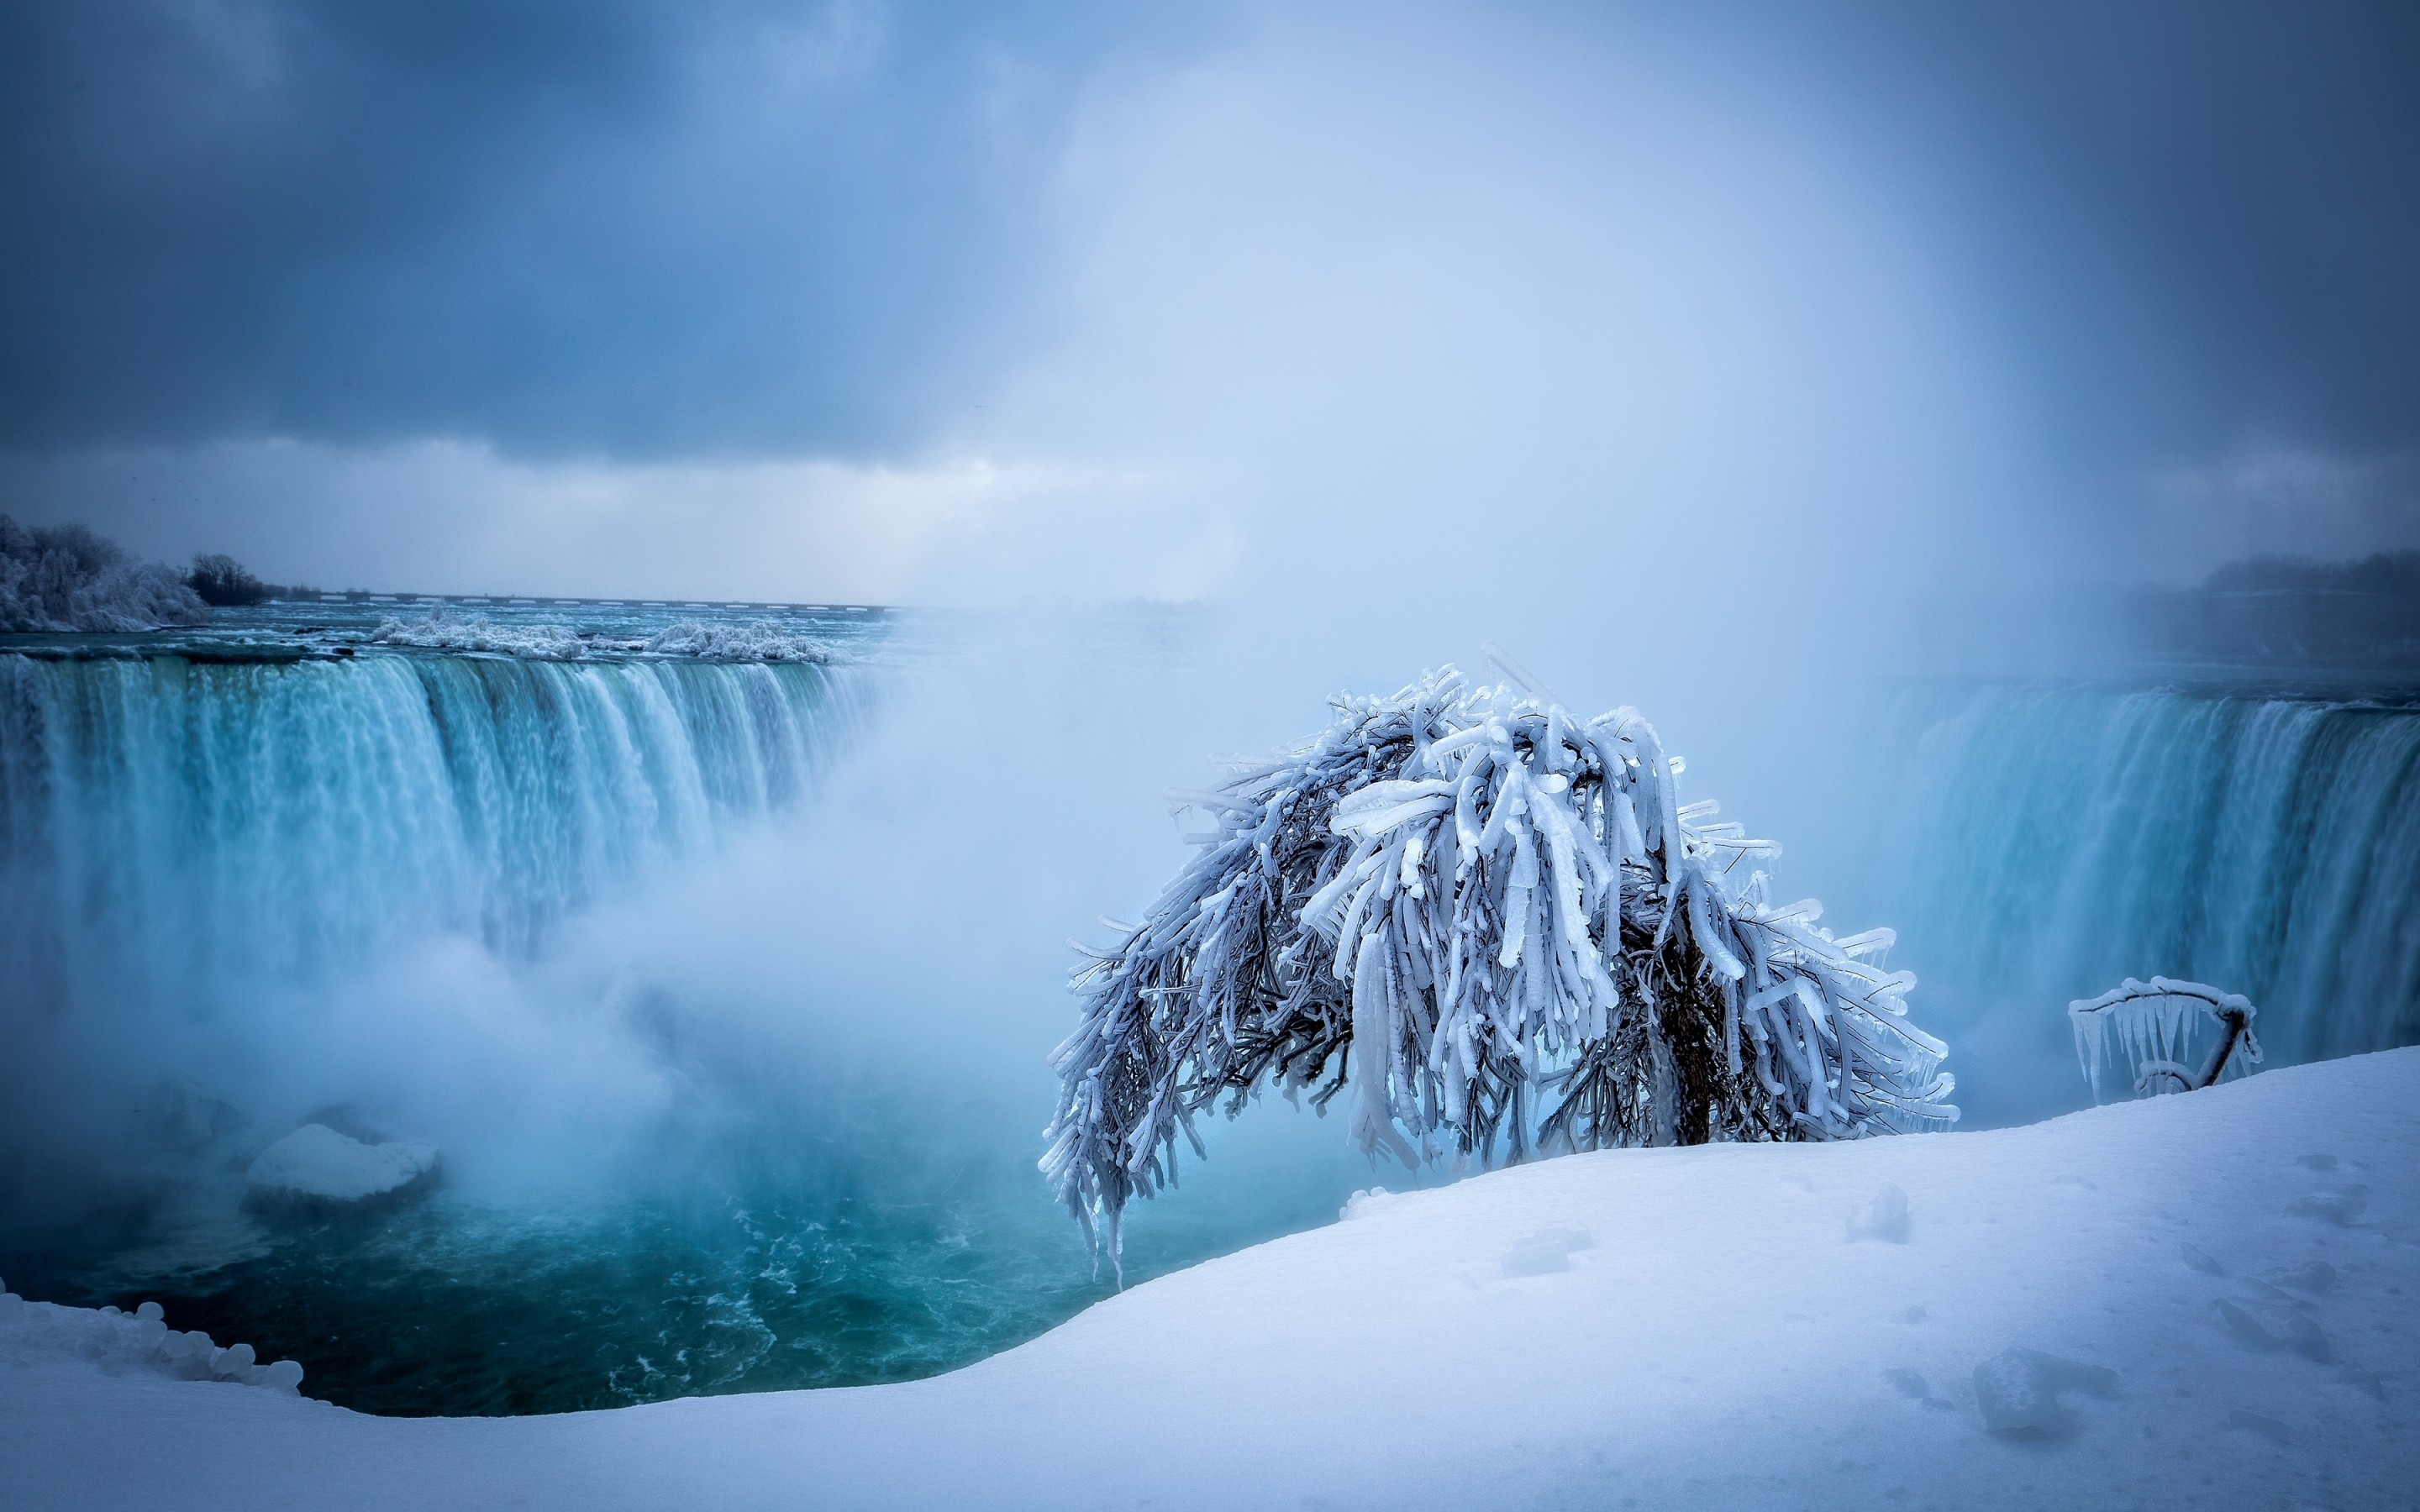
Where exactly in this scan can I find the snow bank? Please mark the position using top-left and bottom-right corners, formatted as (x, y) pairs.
(0, 1289), (305, 1395)
(244, 1124), (439, 1210)
(5, 1048), (2414, 1511)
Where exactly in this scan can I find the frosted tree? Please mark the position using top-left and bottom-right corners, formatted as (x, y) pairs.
(0, 515), (207, 633)
(2069, 977), (2261, 1100)
(1043, 659), (1957, 1265)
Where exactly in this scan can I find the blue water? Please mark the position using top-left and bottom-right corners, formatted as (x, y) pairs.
(0, 598), (1368, 1415)
(1878, 677), (2420, 1124)
(5, 607), (2417, 1415)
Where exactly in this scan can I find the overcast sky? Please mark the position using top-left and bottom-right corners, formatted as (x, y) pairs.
(2, 0), (2415, 609)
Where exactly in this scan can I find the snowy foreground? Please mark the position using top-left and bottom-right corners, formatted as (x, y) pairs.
(7, 1051), (2415, 1512)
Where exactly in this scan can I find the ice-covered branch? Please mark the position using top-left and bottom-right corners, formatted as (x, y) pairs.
(2069, 977), (2262, 1100)
(1043, 667), (1957, 1267)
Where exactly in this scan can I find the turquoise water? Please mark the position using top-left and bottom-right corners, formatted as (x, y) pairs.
(0, 598), (1370, 1416)
(5, 1110), (1360, 1416)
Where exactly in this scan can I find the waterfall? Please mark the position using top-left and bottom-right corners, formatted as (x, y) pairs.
(1885, 681), (2420, 1115)
(0, 650), (870, 1015)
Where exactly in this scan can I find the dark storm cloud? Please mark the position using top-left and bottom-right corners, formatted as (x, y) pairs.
(2, 0), (2415, 474)
(1741, 0), (2420, 465)
(0, 0), (1212, 458)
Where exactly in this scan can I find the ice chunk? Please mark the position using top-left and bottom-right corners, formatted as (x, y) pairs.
(1847, 1183), (1911, 1243)
(2180, 1243), (2227, 1277)
(2213, 1299), (2332, 1362)
(366, 611), (590, 659)
(261, 1358), (306, 1392)
(210, 1342), (256, 1378)
(2286, 1186), (2369, 1226)
(245, 1124), (439, 1210)
(134, 1300), (163, 1321)
(1972, 1349), (2118, 1438)
(2227, 1409), (2292, 1444)
(0, 1293), (20, 1322)
(640, 619), (837, 664)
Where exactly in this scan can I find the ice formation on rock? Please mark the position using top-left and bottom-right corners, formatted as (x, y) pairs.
(367, 609), (591, 659)
(638, 619), (835, 663)
(244, 1124), (439, 1210)
(1045, 664), (1955, 1263)
(365, 609), (836, 663)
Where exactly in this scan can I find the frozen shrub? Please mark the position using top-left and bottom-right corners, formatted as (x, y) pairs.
(1044, 660), (1955, 1266)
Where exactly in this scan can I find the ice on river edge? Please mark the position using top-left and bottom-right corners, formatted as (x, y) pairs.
(0, 1284), (303, 1394)
(366, 607), (839, 663)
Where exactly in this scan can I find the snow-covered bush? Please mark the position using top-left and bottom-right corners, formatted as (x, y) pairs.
(0, 515), (208, 633)
(2069, 977), (2261, 1100)
(1044, 664), (1956, 1263)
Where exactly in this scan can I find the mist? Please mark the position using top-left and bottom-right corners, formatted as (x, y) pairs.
(3, 3), (2417, 1409)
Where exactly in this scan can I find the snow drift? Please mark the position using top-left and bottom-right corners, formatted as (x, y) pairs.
(5, 1047), (2412, 1511)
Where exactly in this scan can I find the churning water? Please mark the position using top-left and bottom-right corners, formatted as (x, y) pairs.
(3, 602), (2416, 1414)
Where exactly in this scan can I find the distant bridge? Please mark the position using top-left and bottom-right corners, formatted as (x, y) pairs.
(271, 593), (892, 615)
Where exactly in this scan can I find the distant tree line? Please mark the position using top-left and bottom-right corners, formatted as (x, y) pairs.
(2132, 549), (2420, 667)
(187, 553), (271, 606)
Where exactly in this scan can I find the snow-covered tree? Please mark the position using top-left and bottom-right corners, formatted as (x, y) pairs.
(2069, 977), (2261, 1100)
(1044, 662), (1956, 1265)
(0, 515), (207, 633)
